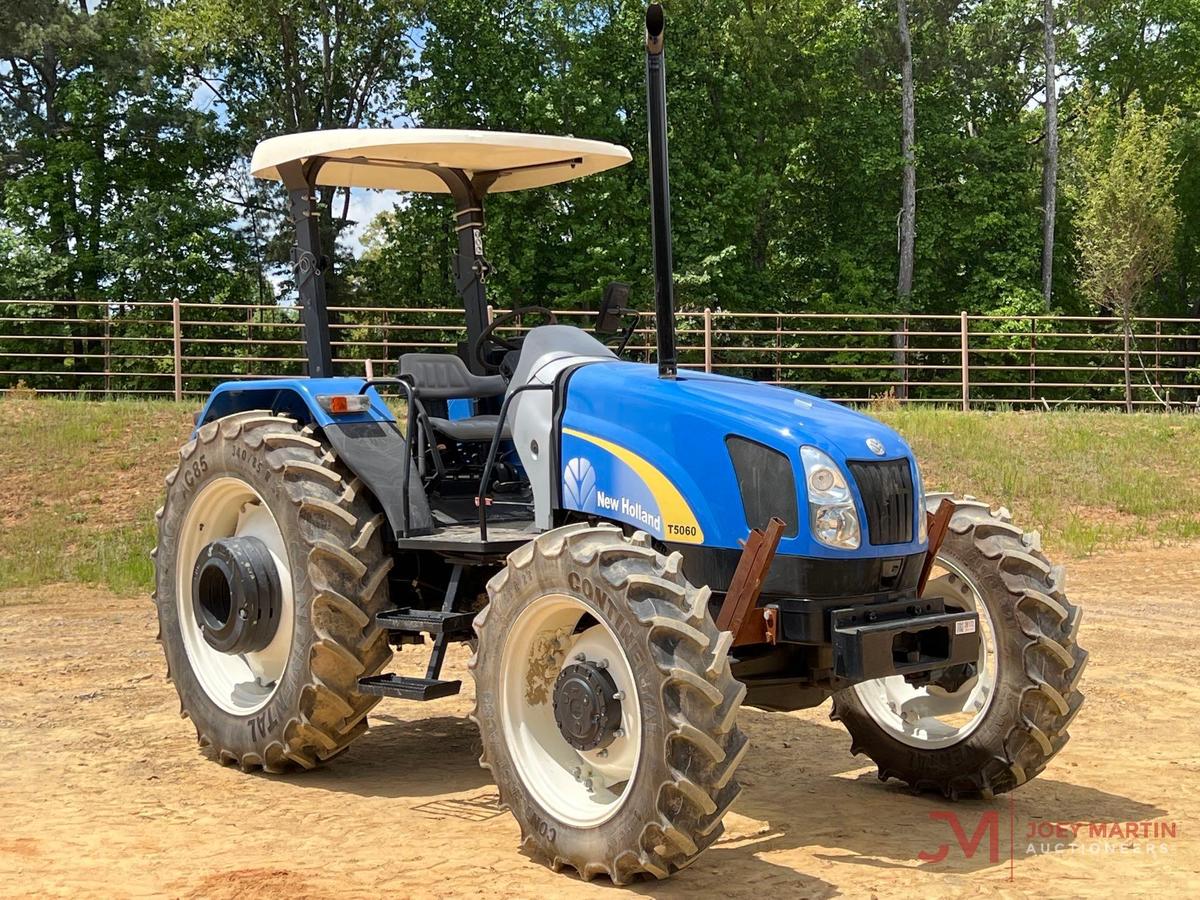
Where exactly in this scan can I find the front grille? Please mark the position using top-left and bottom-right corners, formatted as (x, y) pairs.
(847, 459), (914, 545)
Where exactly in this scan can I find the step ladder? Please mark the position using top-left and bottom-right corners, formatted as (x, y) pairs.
(357, 564), (471, 701)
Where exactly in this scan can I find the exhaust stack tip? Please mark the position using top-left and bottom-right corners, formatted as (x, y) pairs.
(646, 4), (664, 53)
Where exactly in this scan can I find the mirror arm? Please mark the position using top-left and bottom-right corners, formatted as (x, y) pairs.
(616, 310), (639, 356)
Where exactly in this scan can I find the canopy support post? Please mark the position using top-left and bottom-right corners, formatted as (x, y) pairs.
(278, 159), (333, 379)
(434, 167), (494, 373)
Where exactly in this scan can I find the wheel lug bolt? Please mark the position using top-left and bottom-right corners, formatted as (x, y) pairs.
(585, 779), (593, 791)
(613, 728), (624, 738)
(612, 691), (624, 701)
(596, 658), (609, 669)
(574, 653), (586, 662)
(598, 748), (609, 758)
(572, 767), (581, 780)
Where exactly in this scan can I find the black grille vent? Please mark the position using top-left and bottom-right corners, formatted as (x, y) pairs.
(847, 459), (914, 545)
(727, 437), (799, 538)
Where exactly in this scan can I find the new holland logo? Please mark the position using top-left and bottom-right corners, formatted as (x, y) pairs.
(866, 437), (886, 456)
(563, 457), (597, 507)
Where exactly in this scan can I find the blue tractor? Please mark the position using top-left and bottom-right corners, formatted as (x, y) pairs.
(154, 5), (1086, 884)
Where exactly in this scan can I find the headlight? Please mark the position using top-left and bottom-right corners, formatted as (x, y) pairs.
(800, 446), (860, 550)
(914, 461), (928, 543)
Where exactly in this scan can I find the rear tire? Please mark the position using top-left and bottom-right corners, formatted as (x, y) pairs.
(832, 495), (1087, 798)
(153, 411), (393, 772)
(470, 523), (747, 883)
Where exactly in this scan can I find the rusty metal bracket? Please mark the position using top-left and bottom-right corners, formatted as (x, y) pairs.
(762, 606), (778, 644)
(917, 498), (955, 595)
(715, 517), (785, 646)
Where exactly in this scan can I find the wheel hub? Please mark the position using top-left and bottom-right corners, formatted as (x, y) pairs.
(927, 661), (977, 693)
(191, 536), (282, 655)
(552, 661), (622, 751)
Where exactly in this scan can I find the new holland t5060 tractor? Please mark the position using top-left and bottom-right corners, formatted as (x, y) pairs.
(154, 5), (1086, 884)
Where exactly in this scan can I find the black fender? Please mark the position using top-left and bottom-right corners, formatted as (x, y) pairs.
(321, 421), (434, 538)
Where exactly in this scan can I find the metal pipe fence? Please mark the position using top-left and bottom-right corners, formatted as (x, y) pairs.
(2, 299), (1199, 411)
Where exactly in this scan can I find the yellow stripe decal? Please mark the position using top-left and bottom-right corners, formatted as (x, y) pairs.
(563, 427), (704, 543)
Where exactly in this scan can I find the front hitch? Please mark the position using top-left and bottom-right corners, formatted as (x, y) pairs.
(830, 599), (980, 683)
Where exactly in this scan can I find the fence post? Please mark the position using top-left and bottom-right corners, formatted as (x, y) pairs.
(1029, 319), (1036, 403)
(775, 313), (782, 383)
(381, 309), (391, 373)
(703, 307), (713, 373)
(1123, 322), (1133, 413)
(960, 311), (970, 412)
(892, 318), (909, 402)
(172, 297), (183, 402)
(1154, 320), (1162, 394)
(103, 307), (112, 399)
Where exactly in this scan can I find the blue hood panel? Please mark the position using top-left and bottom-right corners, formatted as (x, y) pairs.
(559, 361), (925, 558)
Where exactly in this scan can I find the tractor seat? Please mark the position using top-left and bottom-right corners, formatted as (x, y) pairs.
(426, 414), (510, 442)
(400, 352), (509, 443)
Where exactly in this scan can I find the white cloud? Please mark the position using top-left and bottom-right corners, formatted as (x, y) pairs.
(342, 189), (400, 258)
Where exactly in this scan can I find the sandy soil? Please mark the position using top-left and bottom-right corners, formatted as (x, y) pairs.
(2, 544), (1198, 898)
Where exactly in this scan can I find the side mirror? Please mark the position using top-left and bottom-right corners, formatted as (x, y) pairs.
(596, 282), (631, 334)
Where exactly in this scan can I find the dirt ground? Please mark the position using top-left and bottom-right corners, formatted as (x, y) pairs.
(2, 544), (1198, 899)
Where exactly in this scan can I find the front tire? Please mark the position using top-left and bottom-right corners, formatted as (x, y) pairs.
(470, 523), (748, 883)
(153, 411), (393, 772)
(832, 495), (1087, 798)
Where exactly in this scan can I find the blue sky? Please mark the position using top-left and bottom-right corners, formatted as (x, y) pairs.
(188, 53), (420, 260)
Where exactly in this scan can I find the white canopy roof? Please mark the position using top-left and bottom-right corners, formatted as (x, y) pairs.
(250, 128), (632, 193)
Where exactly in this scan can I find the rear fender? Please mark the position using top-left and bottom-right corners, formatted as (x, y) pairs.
(195, 378), (433, 536)
(195, 378), (394, 431)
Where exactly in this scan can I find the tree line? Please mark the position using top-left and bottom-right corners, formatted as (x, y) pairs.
(1, 0), (1197, 387)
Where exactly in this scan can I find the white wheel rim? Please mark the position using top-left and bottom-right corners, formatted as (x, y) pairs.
(175, 477), (294, 716)
(498, 593), (642, 828)
(852, 557), (998, 749)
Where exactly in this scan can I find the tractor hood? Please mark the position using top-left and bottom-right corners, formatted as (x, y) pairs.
(670, 370), (910, 459)
(558, 361), (924, 558)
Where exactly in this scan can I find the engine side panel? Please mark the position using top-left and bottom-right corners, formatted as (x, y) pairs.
(560, 426), (706, 543)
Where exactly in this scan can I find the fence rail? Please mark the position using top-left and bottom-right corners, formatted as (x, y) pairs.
(2, 299), (1199, 411)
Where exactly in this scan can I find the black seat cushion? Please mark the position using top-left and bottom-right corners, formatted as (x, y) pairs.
(400, 352), (505, 401)
(427, 414), (510, 442)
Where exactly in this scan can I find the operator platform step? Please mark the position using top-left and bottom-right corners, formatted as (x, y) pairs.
(376, 608), (475, 635)
(357, 674), (462, 701)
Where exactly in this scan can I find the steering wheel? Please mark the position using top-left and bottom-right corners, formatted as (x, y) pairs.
(472, 305), (557, 373)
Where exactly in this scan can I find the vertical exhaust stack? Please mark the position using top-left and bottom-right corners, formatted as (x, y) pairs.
(645, 3), (678, 379)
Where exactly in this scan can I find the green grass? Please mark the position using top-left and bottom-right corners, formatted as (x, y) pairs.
(0, 396), (192, 598)
(872, 406), (1200, 556)
(1, 395), (1197, 598)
